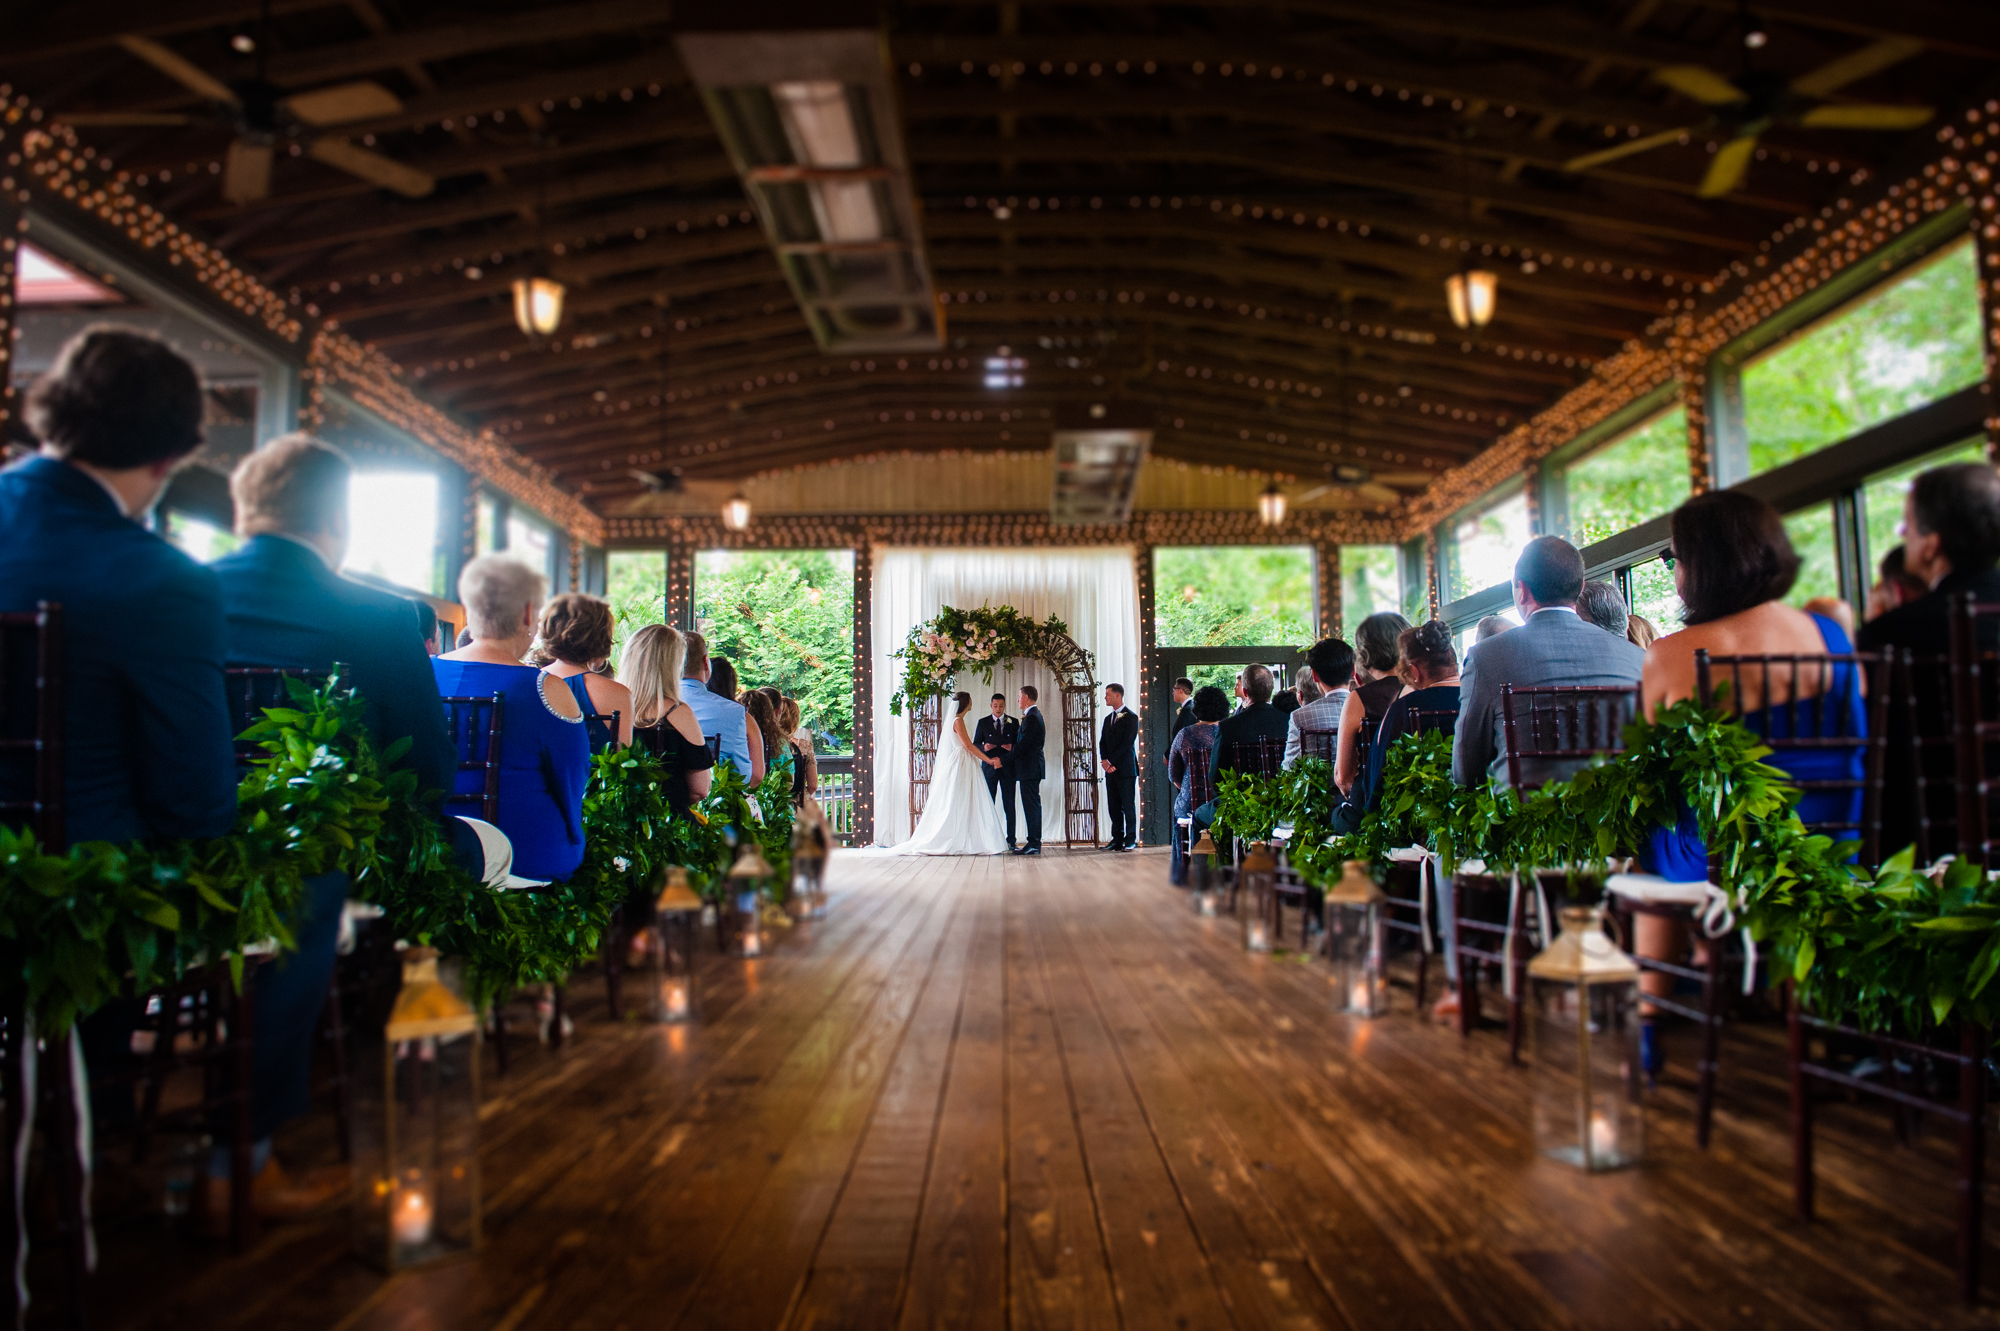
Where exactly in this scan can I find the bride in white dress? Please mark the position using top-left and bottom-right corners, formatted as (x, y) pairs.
(897, 691), (1009, 856)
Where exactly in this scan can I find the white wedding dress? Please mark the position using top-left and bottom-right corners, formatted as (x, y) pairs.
(896, 715), (1009, 856)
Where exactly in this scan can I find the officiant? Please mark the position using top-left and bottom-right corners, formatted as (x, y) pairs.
(975, 693), (1022, 849)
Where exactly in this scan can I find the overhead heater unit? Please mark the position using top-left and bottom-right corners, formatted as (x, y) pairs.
(677, 6), (943, 353)
(1051, 402), (1151, 526)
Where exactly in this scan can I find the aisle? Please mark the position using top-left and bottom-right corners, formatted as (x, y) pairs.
(97, 850), (1992, 1331)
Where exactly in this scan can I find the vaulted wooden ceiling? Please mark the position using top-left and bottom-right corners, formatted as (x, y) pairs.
(4, 0), (1993, 518)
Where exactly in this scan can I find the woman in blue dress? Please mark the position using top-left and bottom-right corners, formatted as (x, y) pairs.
(433, 554), (591, 884)
(1636, 491), (1867, 1071)
(530, 591), (634, 754)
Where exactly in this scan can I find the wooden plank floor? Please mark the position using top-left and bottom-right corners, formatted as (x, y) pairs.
(69, 849), (2000, 1331)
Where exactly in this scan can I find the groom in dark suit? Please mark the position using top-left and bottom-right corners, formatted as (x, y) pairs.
(1012, 686), (1046, 855)
(1099, 684), (1140, 850)
(974, 693), (1021, 848)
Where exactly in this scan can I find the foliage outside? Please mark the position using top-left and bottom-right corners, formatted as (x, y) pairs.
(1447, 489), (1530, 602)
(1339, 546), (1401, 637)
(695, 550), (855, 749)
(605, 550), (667, 667)
(1563, 408), (1691, 549)
(1154, 546), (1314, 648)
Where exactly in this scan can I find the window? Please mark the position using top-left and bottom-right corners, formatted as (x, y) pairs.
(163, 512), (239, 564)
(1742, 239), (1983, 476)
(1339, 545), (1400, 632)
(1446, 487), (1530, 602)
(1859, 438), (1990, 582)
(1627, 559), (1682, 637)
(506, 511), (553, 579)
(1561, 406), (1691, 547)
(474, 493), (503, 557)
(693, 550), (855, 750)
(1153, 546), (1314, 648)
(607, 550), (667, 664)
(345, 471), (440, 595)
(1782, 504), (1840, 608)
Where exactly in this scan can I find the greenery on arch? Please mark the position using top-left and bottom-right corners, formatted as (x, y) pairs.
(890, 604), (1069, 716)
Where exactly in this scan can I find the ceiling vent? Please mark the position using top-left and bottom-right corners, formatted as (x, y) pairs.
(1051, 402), (1150, 526)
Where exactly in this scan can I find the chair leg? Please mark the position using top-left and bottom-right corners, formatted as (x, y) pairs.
(229, 972), (258, 1255)
(46, 1035), (90, 1331)
(3, 1003), (26, 1330)
(1414, 945), (1428, 1011)
(1789, 988), (1814, 1222)
(323, 975), (353, 1164)
(1959, 1019), (1985, 1305)
(1506, 893), (1526, 1067)
(548, 985), (567, 1051)
(1695, 937), (1725, 1150)
(604, 906), (626, 1017)
(490, 1002), (511, 1078)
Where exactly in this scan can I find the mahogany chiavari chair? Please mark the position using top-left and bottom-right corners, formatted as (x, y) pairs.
(1376, 706), (1461, 1004)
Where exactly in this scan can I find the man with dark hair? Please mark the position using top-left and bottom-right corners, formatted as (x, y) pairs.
(1014, 685), (1045, 855)
(974, 692), (1021, 848)
(1098, 684), (1139, 850)
(1170, 677), (1196, 744)
(1860, 462), (2000, 855)
(1285, 637), (1355, 767)
(678, 629), (753, 776)
(1453, 536), (1644, 788)
(1211, 662), (1289, 792)
(414, 600), (441, 655)
(1576, 580), (1630, 639)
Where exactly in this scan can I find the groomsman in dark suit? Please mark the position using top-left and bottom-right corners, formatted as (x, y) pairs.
(1170, 677), (1196, 745)
(1098, 683), (1140, 850)
(1013, 686), (1046, 855)
(974, 692), (1021, 848)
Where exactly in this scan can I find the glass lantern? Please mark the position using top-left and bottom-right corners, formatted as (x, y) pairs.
(1239, 843), (1277, 952)
(652, 866), (704, 1023)
(791, 817), (830, 920)
(1325, 859), (1389, 1017)
(355, 947), (481, 1269)
(727, 841), (775, 957)
(1527, 905), (1645, 1172)
(1189, 829), (1220, 917)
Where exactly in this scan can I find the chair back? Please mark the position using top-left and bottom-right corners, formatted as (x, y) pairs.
(223, 666), (325, 770)
(1223, 735), (1285, 778)
(1695, 648), (1889, 867)
(440, 692), (505, 823)
(1408, 707), (1459, 739)
(1293, 726), (1338, 765)
(1899, 647), (1959, 866)
(1949, 595), (2000, 866)
(706, 732), (722, 764)
(1498, 684), (1640, 791)
(0, 603), (64, 847)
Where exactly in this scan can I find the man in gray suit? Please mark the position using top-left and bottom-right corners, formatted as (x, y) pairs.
(1452, 535), (1645, 790)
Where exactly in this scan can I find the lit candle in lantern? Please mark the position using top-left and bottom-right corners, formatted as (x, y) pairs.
(1349, 980), (1371, 1013)
(1245, 920), (1269, 951)
(741, 928), (763, 958)
(660, 978), (691, 1021)
(1589, 1112), (1618, 1162)
(391, 1179), (434, 1247)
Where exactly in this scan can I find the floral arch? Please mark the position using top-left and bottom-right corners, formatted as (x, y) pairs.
(891, 605), (1102, 847)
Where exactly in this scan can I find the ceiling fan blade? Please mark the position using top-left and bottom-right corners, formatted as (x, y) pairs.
(307, 138), (434, 197)
(1698, 134), (1759, 198)
(1798, 103), (1935, 130)
(54, 112), (195, 126)
(1789, 36), (1924, 99)
(1652, 65), (1746, 107)
(1358, 483), (1400, 504)
(115, 35), (239, 107)
(1295, 484), (1334, 502)
(281, 81), (403, 128)
(1564, 127), (1693, 173)
(222, 139), (273, 205)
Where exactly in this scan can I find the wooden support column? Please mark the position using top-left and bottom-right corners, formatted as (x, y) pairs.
(1424, 531), (1442, 620)
(1976, 188), (2000, 458)
(1679, 323), (1722, 493)
(665, 543), (695, 631)
(1135, 541), (1165, 848)
(0, 203), (18, 439)
(1317, 540), (1342, 640)
(852, 543), (875, 846)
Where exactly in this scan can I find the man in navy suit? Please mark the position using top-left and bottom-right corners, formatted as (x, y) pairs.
(1099, 684), (1140, 850)
(1012, 686), (1046, 855)
(973, 693), (1021, 847)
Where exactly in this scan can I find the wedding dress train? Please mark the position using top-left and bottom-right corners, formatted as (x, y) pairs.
(895, 716), (1009, 856)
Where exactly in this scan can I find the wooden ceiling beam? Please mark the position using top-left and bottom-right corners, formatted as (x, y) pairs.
(1669, 0), (2000, 60)
(327, 251), (780, 332)
(908, 135), (1757, 250)
(3, 0), (338, 65)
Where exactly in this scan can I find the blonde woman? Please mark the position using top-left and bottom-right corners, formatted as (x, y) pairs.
(622, 624), (714, 813)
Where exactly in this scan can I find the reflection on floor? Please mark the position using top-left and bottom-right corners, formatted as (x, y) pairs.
(62, 848), (1995, 1330)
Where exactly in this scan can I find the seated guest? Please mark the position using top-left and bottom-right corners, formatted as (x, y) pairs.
(680, 631), (761, 783)
(1335, 612), (1411, 796)
(621, 624), (714, 815)
(1640, 491), (1868, 1075)
(1285, 636), (1354, 768)
(1453, 536), (1644, 789)
(1857, 462), (2000, 858)
(1294, 664), (1323, 706)
(1272, 687), (1301, 717)
(1801, 596), (1856, 641)
(2, 327), (240, 1189)
(529, 593), (634, 753)
(1475, 614), (1513, 642)
(1866, 543), (1930, 622)
(1626, 613), (1660, 650)
(1168, 686), (1230, 884)
(708, 655), (741, 702)
(743, 689), (791, 791)
(433, 556), (590, 884)
(1331, 621), (1462, 833)
(213, 433), (521, 1219)
(1576, 580), (1629, 638)
(777, 696), (816, 802)
(414, 600), (442, 655)
(1210, 663), (1288, 785)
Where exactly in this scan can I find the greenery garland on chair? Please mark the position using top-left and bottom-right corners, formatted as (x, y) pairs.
(1218, 697), (2000, 1041)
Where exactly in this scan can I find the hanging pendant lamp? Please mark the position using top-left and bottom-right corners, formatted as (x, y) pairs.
(1445, 127), (1499, 331)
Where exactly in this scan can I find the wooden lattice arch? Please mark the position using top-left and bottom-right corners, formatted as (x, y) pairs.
(907, 623), (1100, 849)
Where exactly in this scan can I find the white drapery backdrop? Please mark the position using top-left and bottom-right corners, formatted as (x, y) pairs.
(870, 547), (1139, 846)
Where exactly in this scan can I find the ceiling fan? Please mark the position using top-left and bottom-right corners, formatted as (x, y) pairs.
(1564, 23), (1934, 198)
(1296, 462), (1400, 507)
(57, 31), (432, 205)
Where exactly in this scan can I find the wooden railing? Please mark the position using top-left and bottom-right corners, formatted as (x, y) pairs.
(814, 754), (858, 844)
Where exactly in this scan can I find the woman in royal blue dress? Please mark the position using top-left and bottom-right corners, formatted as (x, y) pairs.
(1636, 490), (1866, 1070)
(432, 554), (591, 884)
